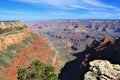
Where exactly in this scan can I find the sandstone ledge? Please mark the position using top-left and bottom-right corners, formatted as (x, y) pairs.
(0, 21), (30, 51)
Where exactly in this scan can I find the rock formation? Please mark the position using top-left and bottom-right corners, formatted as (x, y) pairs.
(0, 21), (30, 50)
(0, 20), (25, 29)
(59, 37), (120, 80)
(85, 60), (120, 80)
(29, 19), (120, 80)
(0, 21), (56, 80)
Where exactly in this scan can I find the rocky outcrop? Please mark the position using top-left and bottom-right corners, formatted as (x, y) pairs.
(0, 20), (25, 29)
(59, 37), (120, 80)
(0, 21), (30, 50)
(85, 60), (120, 80)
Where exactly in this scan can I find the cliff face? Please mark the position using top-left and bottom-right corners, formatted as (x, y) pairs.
(0, 34), (54, 80)
(0, 21), (55, 80)
(0, 21), (30, 50)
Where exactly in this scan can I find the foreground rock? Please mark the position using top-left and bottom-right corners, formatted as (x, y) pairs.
(85, 60), (120, 80)
(59, 38), (120, 80)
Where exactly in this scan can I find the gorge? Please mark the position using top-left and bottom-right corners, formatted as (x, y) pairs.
(0, 19), (120, 80)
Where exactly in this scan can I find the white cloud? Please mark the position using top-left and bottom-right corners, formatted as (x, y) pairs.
(10, 0), (80, 8)
(10, 0), (119, 10)
(82, 0), (115, 8)
(8, 0), (120, 19)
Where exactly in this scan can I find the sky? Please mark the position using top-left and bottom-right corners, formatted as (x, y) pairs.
(0, 0), (120, 21)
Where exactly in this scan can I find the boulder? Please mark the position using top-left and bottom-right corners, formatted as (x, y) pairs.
(85, 60), (120, 80)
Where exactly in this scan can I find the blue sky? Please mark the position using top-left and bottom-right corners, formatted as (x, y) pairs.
(0, 0), (120, 21)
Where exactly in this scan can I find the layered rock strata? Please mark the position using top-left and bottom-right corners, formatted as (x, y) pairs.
(0, 21), (30, 50)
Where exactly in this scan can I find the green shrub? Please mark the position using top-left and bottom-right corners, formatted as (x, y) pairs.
(0, 27), (24, 34)
(17, 60), (58, 80)
(0, 28), (4, 34)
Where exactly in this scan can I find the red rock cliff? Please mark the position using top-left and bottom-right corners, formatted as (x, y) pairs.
(0, 21), (55, 80)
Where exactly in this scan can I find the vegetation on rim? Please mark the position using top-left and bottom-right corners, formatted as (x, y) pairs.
(17, 59), (58, 80)
(0, 27), (24, 34)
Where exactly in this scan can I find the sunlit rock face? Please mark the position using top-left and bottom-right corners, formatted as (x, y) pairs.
(0, 21), (56, 80)
(0, 21), (30, 50)
(85, 60), (120, 80)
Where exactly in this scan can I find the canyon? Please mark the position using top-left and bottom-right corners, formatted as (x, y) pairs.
(0, 19), (119, 80)
(28, 19), (120, 80)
